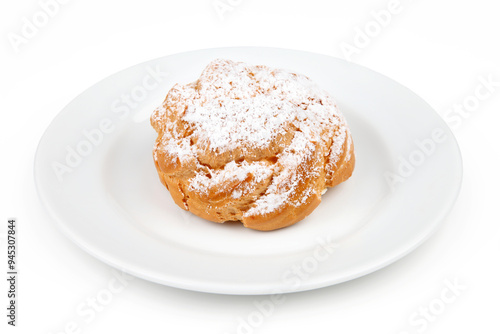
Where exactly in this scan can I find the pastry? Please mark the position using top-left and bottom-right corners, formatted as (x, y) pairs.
(151, 59), (355, 231)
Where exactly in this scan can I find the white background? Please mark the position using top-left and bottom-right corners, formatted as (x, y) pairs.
(1, 0), (499, 333)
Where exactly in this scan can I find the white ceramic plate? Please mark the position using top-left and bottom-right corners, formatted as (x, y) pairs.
(35, 47), (462, 295)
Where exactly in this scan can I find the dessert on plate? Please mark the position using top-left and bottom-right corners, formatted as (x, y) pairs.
(151, 59), (354, 231)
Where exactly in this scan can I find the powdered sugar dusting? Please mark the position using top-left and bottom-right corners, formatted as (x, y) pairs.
(345, 128), (353, 162)
(244, 131), (318, 216)
(329, 127), (347, 168)
(183, 97), (295, 151)
(152, 59), (352, 220)
(177, 59), (342, 154)
(189, 160), (274, 196)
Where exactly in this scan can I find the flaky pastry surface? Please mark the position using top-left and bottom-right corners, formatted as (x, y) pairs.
(151, 59), (355, 231)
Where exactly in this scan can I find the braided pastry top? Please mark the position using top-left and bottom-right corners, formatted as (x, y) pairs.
(151, 59), (355, 231)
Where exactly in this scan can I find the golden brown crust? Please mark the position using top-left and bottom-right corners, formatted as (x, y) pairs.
(151, 59), (355, 231)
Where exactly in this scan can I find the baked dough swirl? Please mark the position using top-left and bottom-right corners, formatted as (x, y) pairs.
(151, 59), (355, 231)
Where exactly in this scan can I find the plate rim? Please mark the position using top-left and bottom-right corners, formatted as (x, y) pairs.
(34, 46), (463, 295)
